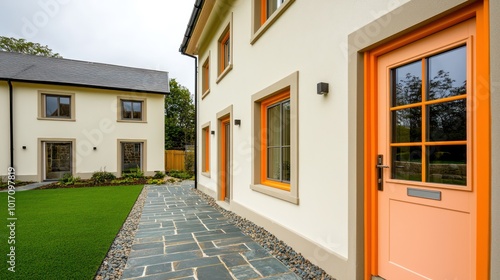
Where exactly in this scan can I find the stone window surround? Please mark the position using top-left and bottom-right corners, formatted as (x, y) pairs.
(37, 90), (76, 121)
(117, 96), (147, 123)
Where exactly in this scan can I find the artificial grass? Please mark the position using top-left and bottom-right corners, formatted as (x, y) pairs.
(0, 185), (143, 279)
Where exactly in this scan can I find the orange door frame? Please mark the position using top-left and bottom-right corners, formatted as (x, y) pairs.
(363, 2), (490, 279)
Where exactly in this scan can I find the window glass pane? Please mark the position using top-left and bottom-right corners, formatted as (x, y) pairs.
(392, 61), (422, 106)
(282, 101), (290, 146)
(392, 107), (422, 143)
(428, 99), (466, 141)
(392, 146), (422, 181)
(59, 97), (71, 117)
(427, 145), (466, 185)
(267, 0), (284, 18)
(224, 38), (230, 67)
(132, 101), (142, 119)
(46, 96), (59, 117)
(122, 101), (132, 119)
(427, 46), (467, 100)
(267, 147), (281, 180)
(267, 104), (281, 147)
(282, 147), (290, 182)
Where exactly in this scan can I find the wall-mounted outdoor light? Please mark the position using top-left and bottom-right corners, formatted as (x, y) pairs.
(234, 119), (241, 126)
(317, 82), (329, 95)
(93, 147), (97, 150)
(22, 146), (26, 150)
(211, 130), (215, 135)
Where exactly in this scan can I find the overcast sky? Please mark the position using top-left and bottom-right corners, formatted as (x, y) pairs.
(0, 0), (195, 94)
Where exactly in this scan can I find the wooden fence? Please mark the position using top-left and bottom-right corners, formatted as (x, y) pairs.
(165, 150), (186, 171)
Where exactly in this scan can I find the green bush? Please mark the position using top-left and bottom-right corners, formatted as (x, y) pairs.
(153, 171), (165, 179)
(59, 173), (81, 185)
(122, 167), (144, 179)
(91, 171), (116, 184)
(110, 178), (135, 184)
(167, 170), (193, 180)
(147, 178), (164, 185)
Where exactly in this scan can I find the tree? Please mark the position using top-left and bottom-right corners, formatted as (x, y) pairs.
(165, 79), (195, 150)
(0, 36), (62, 58)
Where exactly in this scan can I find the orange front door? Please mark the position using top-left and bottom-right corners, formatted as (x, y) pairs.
(376, 18), (477, 279)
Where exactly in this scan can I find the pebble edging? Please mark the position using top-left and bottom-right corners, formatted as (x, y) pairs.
(192, 188), (336, 280)
(95, 186), (149, 280)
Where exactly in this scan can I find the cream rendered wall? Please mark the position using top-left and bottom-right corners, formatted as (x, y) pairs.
(11, 82), (164, 180)
(0, 82), (10, 177)
(197, 0), (408, 262)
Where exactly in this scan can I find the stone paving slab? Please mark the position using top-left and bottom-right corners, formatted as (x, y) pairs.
(122, 184), (300, 280)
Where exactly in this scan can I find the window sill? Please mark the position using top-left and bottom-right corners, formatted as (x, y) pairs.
(37, 117), (75, 122)
(201, 171), (211, 178)
(117, 119), (147, 123)
(250, 183), (299, 204)
(201, 89), (210, 99)
(216, 63), (233, 84)
(251, 0), (295, 45)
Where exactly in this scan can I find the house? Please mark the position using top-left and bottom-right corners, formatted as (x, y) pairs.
(180, 0), (499, 279)
(0, 51), (168, 181)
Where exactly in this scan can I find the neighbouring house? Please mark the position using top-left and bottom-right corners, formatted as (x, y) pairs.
(180, 0), (499, 279)
(0, 51), (168, 181)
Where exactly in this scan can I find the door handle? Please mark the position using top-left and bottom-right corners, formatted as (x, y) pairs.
(377, 155), (389, 191)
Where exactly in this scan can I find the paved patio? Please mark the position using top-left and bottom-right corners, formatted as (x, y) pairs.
(121, 183), (300, 280)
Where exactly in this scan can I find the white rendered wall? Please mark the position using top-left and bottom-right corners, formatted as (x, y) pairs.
(196, 0), (408, 259)
(11, 82), (164, 180)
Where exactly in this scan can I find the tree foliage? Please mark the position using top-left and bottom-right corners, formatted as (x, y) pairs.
(165, 79), (195, 150)
(0, 36), (62, 58)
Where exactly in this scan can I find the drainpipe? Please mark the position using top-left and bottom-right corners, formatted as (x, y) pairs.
(182, 53), (198, 189)
(8, 80), (14, 169)
(180, 0), (203, 190)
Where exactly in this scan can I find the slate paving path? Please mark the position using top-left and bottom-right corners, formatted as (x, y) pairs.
(122, 183), (300, 280)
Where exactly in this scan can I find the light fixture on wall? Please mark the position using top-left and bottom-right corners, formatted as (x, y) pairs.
(234, 119), (241, 126)
(211, 130), (215, 135)
(22, 146), (26, 150)
(93, 147), (97, 150)
(317, 82), (329, 95)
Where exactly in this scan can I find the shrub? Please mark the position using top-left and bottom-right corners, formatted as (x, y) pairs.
(153, 171), (165, 179)
(147, 178), (164, 185)
(110, 178), (135, 184)
(122, 167), (144, 179)
(167, 170), (193, 180)
(59, 173), (81, 185)
(91, 171), (116, 184)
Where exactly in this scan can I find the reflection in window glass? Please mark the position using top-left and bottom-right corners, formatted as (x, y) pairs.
(427, 145), (466, 185)
(427, 99), (466, 141)
(392, 146), (422, 182)
(266, 0), (285, 19)
(391, 61), (422, 106)
(427, 46), (467, 100)
(45, 95), (71, 118)
(121, 100), (142, 120)
(392, 107), (422, 143)
(122, 142), (142, 174)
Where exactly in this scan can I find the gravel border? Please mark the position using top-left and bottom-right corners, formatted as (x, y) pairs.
(95, 186), (149, 280)
(192, 188), (335, 280)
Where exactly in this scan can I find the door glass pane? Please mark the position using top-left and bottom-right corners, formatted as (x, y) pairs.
(392, 146), (422, 181)
(392, 107), (422, 142)
(267, 104), (281, 147)
(427, 99), (466, 141)
(122, 142), (142, 173)
(267, 147), (281, 180)
(45, 143), (71, 180)
(392, 61), (422, 106)
(427, 145), (466, 185)
(427, 46), (467, 100)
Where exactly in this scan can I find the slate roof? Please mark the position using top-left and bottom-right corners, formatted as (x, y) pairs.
(0, 51), (169, 94)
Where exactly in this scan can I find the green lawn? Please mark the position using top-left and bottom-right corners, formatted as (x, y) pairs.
(0, 185), (143, 279)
